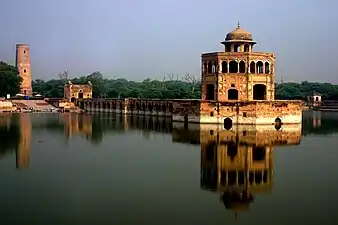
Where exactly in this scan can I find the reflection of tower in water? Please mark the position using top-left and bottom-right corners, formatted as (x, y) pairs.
(16, 114), (31, 169)
(172, 122), (302, 216)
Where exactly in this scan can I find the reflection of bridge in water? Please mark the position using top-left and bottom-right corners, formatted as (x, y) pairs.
(1, 111), (338, 173)
(172, 123), (302, 216)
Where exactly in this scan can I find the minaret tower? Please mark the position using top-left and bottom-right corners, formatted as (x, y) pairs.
(16, 44), (32, 96)
(201, 23), (275, 101)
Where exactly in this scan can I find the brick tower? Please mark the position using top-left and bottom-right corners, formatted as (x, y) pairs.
(16, 44), (32, 96)
(201, 23), (275, 102)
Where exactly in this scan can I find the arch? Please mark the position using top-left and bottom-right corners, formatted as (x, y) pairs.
(211, 64), (216, 73)
(256, 61), (264, 73)
(78, 91), (84, 99)
(234, 44), (240, 52)
(154, 104), (159, 112)
(148, 103), (153, 112)
(102, 102), (106, 109)
(206, 84), (215, 100)
(250, 61), (256, 73)
(162, 104), (166, 112)
(207, 62), (213, 73)
(252, 146), (266, 161)
(71, 97), (76, 103)
(203, 62), (207, 73)
(229, 61), (238, 73)
(239, 61), (246, 73)
(265, 62), (270, 74)
(253, 84), (267, 100)
(136, 102), (140, 110)
(244, 44), (250, 52)
(275, 117), (282, 130)
(228, 89), (239, 100)
(142, 103), (146, 111)
(221, 61), (228, 73)
(225, 45), (231, 52)
(224, 118), (232, 130)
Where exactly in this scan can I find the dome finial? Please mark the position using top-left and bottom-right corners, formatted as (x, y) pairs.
(237, 21), (240, 29)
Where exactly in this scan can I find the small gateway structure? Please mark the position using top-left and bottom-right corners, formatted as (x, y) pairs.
(64, 81), (93, 103)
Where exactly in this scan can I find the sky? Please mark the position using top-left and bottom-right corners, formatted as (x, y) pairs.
(1, 0), (338, 83)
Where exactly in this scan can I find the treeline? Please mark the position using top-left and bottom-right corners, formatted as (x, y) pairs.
(1, 61), (338, 100)
(33, 71), (338, 100)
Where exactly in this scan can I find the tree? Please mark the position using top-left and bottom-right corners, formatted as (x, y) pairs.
(0, 61), (22, 97)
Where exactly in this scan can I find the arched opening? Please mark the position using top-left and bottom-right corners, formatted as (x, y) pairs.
(256, 61), (264, 73)
(227, 142), (238, 161)
(225, 45), (231, 52)
(206, 84), (215, 100)
(78, 91), (84, 99)
(224, 118), (232, 130)
(212, 64), (216, 73)
(221, 61), (228, 73)
(228, 89), (239, 100)
(71, 97), (76, 103)
(275, 117), (282, 130)
(244, 44), (249, 52)
(250, 61), (256, 73)
(142, 103), (146, 111)
(239, 61), (246, 73)
(203, 63), (207, 73)
(252, 146), (266, 161)
(148, 104), (153, 112)
(229, 61), (238, 73)
(265, 62), (270, 74)
(234, 44), (240, 52)
(102, 102), (106, 109)
(162, 104), (166, 112)
(154, 104), (159, 112)
(253, 84), (266, 100)
(207, 62), (213, 73)
(136, 102), (140, 111)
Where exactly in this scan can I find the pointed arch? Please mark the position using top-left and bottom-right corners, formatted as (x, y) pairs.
(239, 61), (246, 73)
(229, 61), (238, 73)
(221, 61), (228, 73)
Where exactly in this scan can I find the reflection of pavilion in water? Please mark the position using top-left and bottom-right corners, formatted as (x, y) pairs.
(62, 113), (93, 140)
(172, 123), (302, 216)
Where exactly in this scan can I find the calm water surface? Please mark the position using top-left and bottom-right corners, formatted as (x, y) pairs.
(0, 111), (338, 225)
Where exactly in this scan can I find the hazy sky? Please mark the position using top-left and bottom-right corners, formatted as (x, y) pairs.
(1, 0), (337, 82)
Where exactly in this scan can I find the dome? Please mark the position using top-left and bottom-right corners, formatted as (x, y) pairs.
(225, 23), (253, 41)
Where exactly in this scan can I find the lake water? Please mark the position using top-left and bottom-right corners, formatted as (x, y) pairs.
(0, 111), (338, 225)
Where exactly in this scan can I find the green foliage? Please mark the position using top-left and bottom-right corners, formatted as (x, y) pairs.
(33, 72), (202, 99)
(275, 81), (338, 100)
(0, 61), (22, 96)
(29, 70), (338, 100)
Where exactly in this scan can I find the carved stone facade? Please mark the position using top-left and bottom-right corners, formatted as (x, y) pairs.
(64, 81), (93, 102)
(201, 24), (275, 102)
(16, 44), (32, 96)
